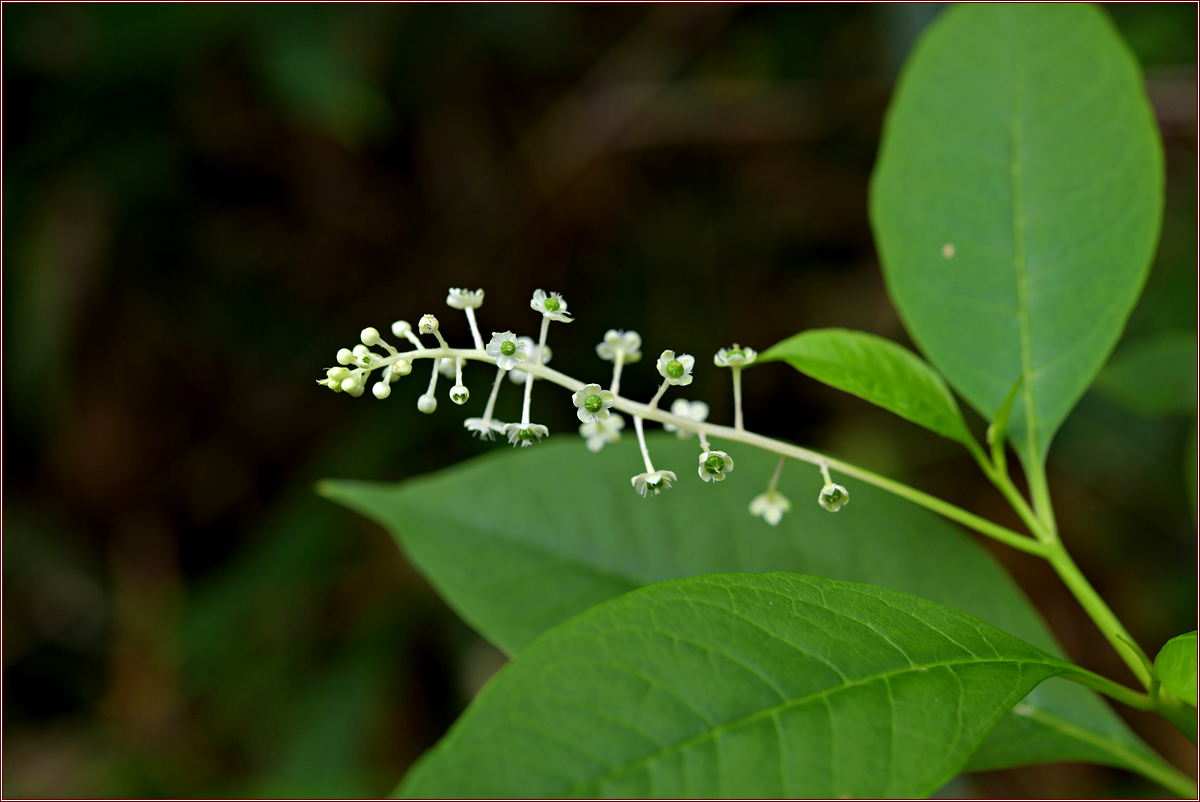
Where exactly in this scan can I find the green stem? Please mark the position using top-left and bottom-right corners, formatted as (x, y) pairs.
(1060, 668), (1155, 711)
(1046, 545), (1152, 688)
(965, 437), (1047, 542)
(1024, 454), (1059, 541)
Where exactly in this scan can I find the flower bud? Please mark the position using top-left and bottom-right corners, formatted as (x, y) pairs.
(419, 314), (439, 335)
(373, 382), (391, 399)
(327, 367), (351, 381)
(393, 359), (412, 376)
(360, 327), (381, 346)
(417, 393), (437, 414)
(347, 383), (365, 397)
(336, 348), (355, 365)
(450, 384), (470, 405)
(392, 320), (412, 338)
(353, 344), (370, 357)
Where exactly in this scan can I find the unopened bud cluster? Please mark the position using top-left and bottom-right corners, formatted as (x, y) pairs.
(319, 287), (850, 523)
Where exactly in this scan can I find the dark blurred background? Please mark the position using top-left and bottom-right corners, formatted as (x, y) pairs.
(3, 4), (1195, 797)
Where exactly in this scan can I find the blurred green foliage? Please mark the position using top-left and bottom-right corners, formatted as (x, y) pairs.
(3, 4), (1194, 797)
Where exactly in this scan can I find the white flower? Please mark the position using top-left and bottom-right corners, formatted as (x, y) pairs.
(818, 482), (850, 512)
(580, 413), (624, 452)
(446, 288), (484, 309)
(631, 470), (677, 497)
(698, 450), (734, 482)
(504, 422), (549, 447)
(464, 418), (507, 440)
(486, 331), (527, 371)
(596, 330), (642, 364)
(663, 398), (709, 439)
(418, 314), (439, 335)
(714, 345), (757, 368)
(749, 490), (791, 526)
(438, 357), (457, 378)
(450, 384), (470, 405)
(572, 383), (615, 423)
(656, 350), (695, 386)
(530, 289), (573, 323)
(508, 336), (552, 384)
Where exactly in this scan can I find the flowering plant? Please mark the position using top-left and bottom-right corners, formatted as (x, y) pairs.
(316, 5), (1195, 799)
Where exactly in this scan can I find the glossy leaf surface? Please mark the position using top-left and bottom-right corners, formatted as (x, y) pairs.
(870, 3), (1163, 465)
(760, 328), (973, 445)
(398, 573), (1074, 798)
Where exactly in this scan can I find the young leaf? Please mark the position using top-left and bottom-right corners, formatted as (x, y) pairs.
(398, 573), (1077, 798)
(987, 374), (1024, 471)
(870, 3), (1164, 467)
(1093, 332), (1198, 418)
(320, 436), (1181, 789)
(1155, 631), (1197, 708)
(760, 328), (974, 446)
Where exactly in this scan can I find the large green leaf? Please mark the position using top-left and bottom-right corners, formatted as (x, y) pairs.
(1093, 332), (1198, 418)
(760, 328), (974, 445)
(399, 573), (1077, 798)
(1156, 631), (1197, 708)
(870, 3), (1163, 466)
(320, 436), (1183, 789)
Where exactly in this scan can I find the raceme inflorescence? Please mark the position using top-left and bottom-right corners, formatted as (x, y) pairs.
(318, 287), (847, 523)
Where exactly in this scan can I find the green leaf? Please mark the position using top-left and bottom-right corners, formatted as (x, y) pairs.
(987, 374), (1024, 471)
(1093, 332), (1198, 418)
(320, 436), (1181, 789)
(398, 573), (1076, 798)
(760, 328), (974, 446)
(870, 3), (1164, 467)
(1156, 631), (1197, 708)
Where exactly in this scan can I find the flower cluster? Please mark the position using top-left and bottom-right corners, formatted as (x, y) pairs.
(319, 287), (851, 523)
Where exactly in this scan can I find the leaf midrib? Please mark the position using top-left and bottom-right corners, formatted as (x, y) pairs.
(559, 655), (1066, 797)
(1009, 9), (1039, 465)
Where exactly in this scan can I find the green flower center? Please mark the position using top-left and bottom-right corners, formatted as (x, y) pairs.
(500, 340), (516, 356)
(361, 355), (371, 364)
(543, 296), (560, 312)
(584, 394), (604, 413)
(704, 455), (725, 475)
(666, 360), (684, 378)
(518, 428), (536, 441)
(727, 349), (743, 359)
